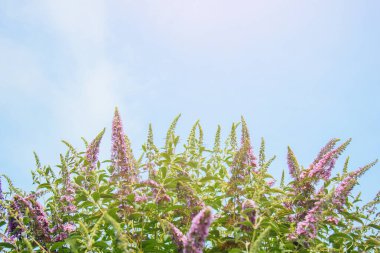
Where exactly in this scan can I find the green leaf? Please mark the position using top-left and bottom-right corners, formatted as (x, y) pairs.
(366, 237), (380, 246)
(160, 166), (167, 178)
(0, 242), (15, 249)
(249, 227), (271, 253)
(50, 241), (65, 250)
(199, 176), (221, 183)
(100, 193), (114, 199)
(229, 248), (243, 253)
(329, 232), (352, 242)
(368, 223), (380, 230)
(37, 183), (51, 190)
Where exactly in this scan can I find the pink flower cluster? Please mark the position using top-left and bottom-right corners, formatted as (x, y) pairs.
(85, 128), (105, 171)
(242, 199), (257, 225)
(111, 108), (134, 182)
(326, 216), (339, 225)
(308, 149), (337, 180)
(168, 207), (213, 253)
(0, 177), (4, 212)
(177, 182), (205, 218)
(332, 161), (377, 207)
(6, 194), (76, 243)
(294, 199), (325, 239)
(61, 182), (76, 213)
(143, 179), (171, 204)
(287, 147), (298, 180)
(230, 120), (258, 188)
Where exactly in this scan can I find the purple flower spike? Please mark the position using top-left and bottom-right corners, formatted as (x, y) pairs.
(311, 138), (339, 166)
(308, 149), (337, 180)
(333, 160), (377, 207)
(85, 128), (105, 171)
(7, 200), (24, 239)
(0, 176), (4, 212)
(267, 179), (276, 187)
(111, 108), (129, 174)
(326, 216), (339, 225)
(168, 222), (187, 252)
(185, 206), (213, 253)
(287, 147), (299, 179)
(111, 108), (137, 183)
(242, 199), (257, 225)
(295, 199), (324, 239)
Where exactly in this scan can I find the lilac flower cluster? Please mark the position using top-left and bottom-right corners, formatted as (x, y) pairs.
(294, 199), (325, 239)
(111, 108), (135, 182)
(326, 216), (339, 225)
(240, 199), (258, 232)
(51, 222), (76, 241)
(267, 179), (275, 187)
(177, 182), (205, 218)
(6, 194), (76, 243)
(287, 147), (299, 179)
(244, 144), (258, 170)
(168, 222), (188, 252)
(242, 199), (257, 225)
(308, 149), (337, 180)
(168, 207), (213, 253)
(60, 180), (76, 213)
(229, 123), (258, 191)
(0, 176), (4, 212)
(185, 207), (213, 253)
(143, 179), (171, 204)
(7, 199), (24, 240)
(311, 138), (340, 166)
(22, 196), (51, 242)
(85, 128), (105, 172)
(332, 171), (358, 207)
(240, 118), (258, 170)
(333, 160), (377, 207)
(305, 139), (351, 182)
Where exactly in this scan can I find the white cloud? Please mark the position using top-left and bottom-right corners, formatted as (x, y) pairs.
(40, 0), (107, 65)
(0, 38), (46, 95)
(0, 1), (147, 164)
(17, 1), (143, 133)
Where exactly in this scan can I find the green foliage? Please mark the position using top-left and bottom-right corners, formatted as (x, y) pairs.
(0, 112), (379, 253)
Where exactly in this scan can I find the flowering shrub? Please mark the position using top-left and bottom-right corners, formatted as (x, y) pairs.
(0, 108), (379, 252)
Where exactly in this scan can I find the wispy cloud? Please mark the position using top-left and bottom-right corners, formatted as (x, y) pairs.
(0, 1), (147, 179)
(2, 1), (146, 138)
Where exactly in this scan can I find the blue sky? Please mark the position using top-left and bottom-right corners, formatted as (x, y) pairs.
(0, 1), (379, 203)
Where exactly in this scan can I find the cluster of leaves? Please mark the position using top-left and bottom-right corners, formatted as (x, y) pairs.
(0, 108), (379, 252)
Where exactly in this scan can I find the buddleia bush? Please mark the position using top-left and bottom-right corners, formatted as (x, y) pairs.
(0, 108), (379, 252)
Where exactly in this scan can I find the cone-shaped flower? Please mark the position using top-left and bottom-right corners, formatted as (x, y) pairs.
(242, 199), (257, 225)
(311, 138), (339, 166)
(240, 117), (257, 169)
(85, 128), (105, 171)
(167, 222), (187, 252)
(111, 107), (138, 184)
(230, 118), (258, 189)
(333, 160), (377, 207)
(0, 176), (4, 212)
(111, 108), (129, 175)
(177, 182), (205, 218)
(7, 199), (24, 239)
(185, 206), (213, 253)
(7, 195), (52, 242)
(308, 149), (337, 180)
(287, 147), (299, 179)
(295, 199), (325, 239)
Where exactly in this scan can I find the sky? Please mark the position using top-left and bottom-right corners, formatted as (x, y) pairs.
(0, 1), (379, 203)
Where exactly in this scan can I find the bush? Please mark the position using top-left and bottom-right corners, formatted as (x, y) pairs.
(0, 108), (379, 252)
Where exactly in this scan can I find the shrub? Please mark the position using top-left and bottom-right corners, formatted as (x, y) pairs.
(0, 108), (379, 252)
